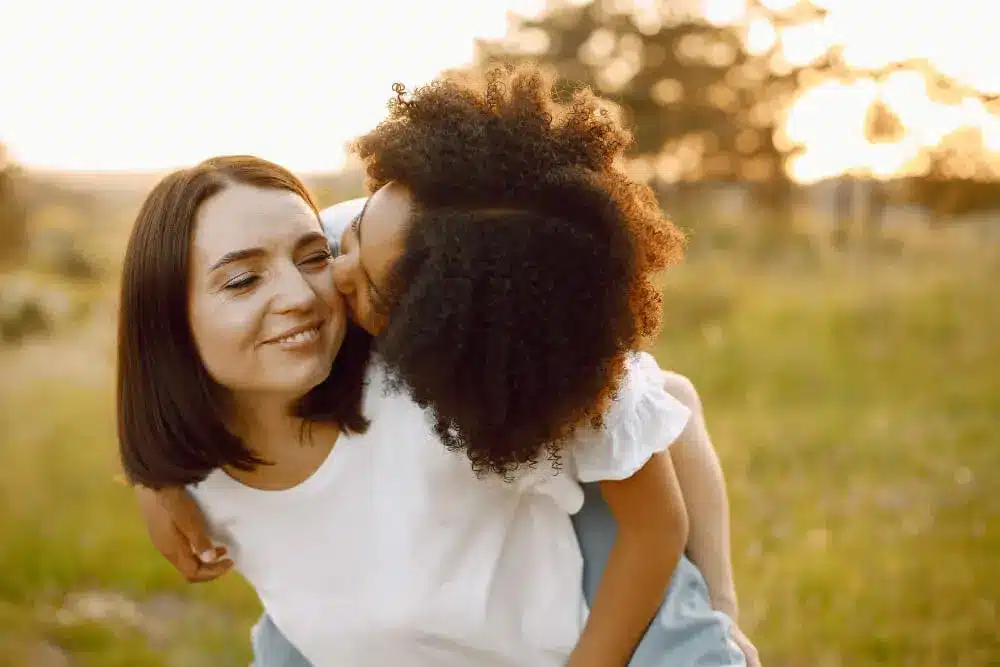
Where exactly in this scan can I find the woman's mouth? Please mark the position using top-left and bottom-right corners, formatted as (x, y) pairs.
(266, 323), (324, 348)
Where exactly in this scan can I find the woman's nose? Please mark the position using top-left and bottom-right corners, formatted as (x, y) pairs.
(273, 267), (317, 313)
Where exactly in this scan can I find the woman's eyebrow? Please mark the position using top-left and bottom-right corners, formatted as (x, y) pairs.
(210, 232), (328, 272)
(209, 247), (265, 272)
(294, 231), (331, 251)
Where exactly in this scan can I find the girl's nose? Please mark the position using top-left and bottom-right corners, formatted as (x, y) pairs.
(331, 255), (356, 295)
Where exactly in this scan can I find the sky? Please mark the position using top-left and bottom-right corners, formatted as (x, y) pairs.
(0, 0), (547, 171)
(2, 0), (999, 182)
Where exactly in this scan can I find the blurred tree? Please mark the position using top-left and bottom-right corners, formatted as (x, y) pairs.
(476, 1), (1000, 244)
(832, 98), (903, 247)
(0, 142), (28, 265)
(908, 78), (1000, 221)
(830, 58), (1000, 232)
(903, 127), (1000, 223)
(475, 0), (832, 239)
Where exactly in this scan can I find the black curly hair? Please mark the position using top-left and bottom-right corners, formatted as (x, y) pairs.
(352, 64), (685, 479)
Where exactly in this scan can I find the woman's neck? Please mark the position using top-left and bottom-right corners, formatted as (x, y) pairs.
(229, 392), (302, 459)
(224, 392), (340, 490)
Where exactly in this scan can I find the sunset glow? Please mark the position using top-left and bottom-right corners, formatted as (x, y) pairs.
(2, 0), (998, 184)
(0, 0), (546, 172)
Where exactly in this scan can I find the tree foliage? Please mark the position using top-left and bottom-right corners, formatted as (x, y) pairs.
(0, 142), (28, 264)
(476, 0), (1000, 222)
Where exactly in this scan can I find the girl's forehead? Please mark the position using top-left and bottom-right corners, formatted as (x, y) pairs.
(360, 183), (413, 245)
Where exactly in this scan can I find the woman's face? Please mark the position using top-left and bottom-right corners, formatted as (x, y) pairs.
(331, 182), (411, 335)
(188, 182), (346, 400)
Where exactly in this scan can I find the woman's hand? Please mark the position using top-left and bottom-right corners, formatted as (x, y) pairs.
(135, 485), (233, 582)
(730, 623), (761, 667)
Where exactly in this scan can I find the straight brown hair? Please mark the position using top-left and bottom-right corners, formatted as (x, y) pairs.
(117, 155), (371, 489)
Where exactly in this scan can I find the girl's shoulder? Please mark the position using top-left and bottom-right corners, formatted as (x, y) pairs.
(569, 351), (692, 483)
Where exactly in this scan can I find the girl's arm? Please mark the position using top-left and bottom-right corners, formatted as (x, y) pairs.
(661, 371), (739, 618)
(567, 451), (689, 667)
(134, 485), (232, 582)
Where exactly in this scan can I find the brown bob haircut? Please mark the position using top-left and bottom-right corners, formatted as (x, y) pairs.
(117, 155), (372, 490)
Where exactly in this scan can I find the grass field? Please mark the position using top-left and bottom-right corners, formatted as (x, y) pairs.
(1, 229), (998, 666)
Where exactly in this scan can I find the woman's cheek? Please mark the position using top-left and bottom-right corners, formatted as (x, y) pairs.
(219, 296), (266, 344)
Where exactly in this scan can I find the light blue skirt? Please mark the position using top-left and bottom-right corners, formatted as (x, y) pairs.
(251, 482), (745, 666)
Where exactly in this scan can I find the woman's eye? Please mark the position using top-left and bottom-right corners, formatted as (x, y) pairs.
(302, 250), (333, 266)
(224, 274), (258, 290)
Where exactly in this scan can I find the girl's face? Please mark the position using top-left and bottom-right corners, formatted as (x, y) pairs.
(330, 182), (411, 335)
(187, 182), (347, 402)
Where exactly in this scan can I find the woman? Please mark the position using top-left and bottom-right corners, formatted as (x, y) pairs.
(131, 66), (756, 665)
(123, 151), (690, 667)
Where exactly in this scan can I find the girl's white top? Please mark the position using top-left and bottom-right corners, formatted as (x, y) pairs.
(188, 352), (690, 667)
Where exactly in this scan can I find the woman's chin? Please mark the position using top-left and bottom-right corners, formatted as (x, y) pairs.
(262, 353), (337, 398)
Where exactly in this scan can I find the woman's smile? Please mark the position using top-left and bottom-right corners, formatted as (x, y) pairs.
(263, 320), (325, 349)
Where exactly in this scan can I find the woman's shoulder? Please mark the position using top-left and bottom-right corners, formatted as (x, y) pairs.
(319, 197), (368, 244)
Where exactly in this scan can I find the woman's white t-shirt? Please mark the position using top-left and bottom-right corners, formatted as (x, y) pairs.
(188, 352), (689, 667)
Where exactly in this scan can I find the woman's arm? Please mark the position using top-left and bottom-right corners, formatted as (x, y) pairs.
(567, 451), (689, 667)
(664, 372), (762, 666)
(661, 371), (739, 618)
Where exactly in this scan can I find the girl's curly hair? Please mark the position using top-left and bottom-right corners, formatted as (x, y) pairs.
(352, 64), (685, 478)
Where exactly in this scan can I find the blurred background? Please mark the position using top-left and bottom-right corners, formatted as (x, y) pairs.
(1, 0), (997, 665)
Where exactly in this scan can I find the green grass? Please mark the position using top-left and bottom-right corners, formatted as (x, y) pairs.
(2, 240), (998, 666)
(654, 247), (1000, 666)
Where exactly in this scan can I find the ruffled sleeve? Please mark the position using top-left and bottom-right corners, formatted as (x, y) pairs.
(571, 351), (691, 483)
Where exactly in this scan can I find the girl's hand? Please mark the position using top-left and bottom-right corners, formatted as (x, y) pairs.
(135, 485), (233, 582)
